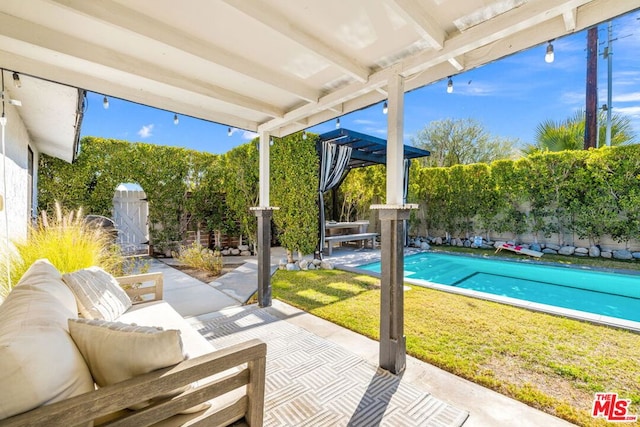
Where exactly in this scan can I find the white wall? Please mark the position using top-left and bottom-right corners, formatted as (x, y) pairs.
(1, 102), (35, 246)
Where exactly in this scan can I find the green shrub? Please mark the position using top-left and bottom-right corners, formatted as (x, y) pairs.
(0, 203), (123, 298)
(173, 242), (223, 276)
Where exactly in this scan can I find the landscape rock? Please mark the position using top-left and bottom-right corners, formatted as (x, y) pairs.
(240, 250), (251, 257)
(307, 263), (316, 270)
(558, 246), (575, 256)
(546, 243), (561, 251)
(286, 263), (300, 271)
(494, 241), (506, 249)
(299, 259), (309, 270)
(320, 261), (334, 270)
(238, 244), (249, 251)
(574, 247), (588, 255)
(221, 249), (230, 256)
(529, 243), (542, 252)
(481, 244), (494, 250)
(574, 252), (587, 257)
(456, 239), (464, 247)
(434, 237), (443, 245)
(601, 251), (612, 259)
(230, 248), (240, 256)
(613, 250), (633, 260)
(589, 246), (601, 257)
(420, 242), (431, 250)
(633, 252), (640, 259)
(463, 240), (471, 248)
(542, 248), (558, 254)
(312, 259), (322, 266)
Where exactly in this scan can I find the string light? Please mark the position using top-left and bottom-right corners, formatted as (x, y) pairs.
(227, 127), (232, 136)
(545, 41), (554, 63)
(103, 96), (109, 109)
(12, 72), (20, 88)
(382, 101), (388, 114)
(302, 130), (307, 140)
(173, 114), (179, 125)
(447, 76), (453, 94)
(336, 118), (341, 129)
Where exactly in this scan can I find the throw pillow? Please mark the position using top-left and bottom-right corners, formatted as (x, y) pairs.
(62, 267), (132, 320)
(67, 318), (208, 413)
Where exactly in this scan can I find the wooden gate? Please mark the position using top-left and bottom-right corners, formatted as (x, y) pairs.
(112, 183), (149, 255)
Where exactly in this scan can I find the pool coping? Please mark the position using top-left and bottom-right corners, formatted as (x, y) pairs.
(336, 250), (640, 333)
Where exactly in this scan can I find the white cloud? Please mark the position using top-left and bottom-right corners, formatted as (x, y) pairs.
(559, 91), (584, 106)
(613, 92), (640, 103)
(353, 119), (377, 125)
(242, 131), (259, 140)
(137, 124), (154, 138)
(613, 106), (640, 117)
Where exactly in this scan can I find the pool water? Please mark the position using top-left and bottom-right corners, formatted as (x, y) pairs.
(359, 252), (640, 323)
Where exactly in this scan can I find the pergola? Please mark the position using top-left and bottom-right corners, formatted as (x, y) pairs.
(316, 128), (430, 254)
(2, 0), (637, 374)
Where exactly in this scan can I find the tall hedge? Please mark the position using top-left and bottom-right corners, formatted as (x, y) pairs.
(404, 145), (640, 247)
(271, 133), (319, 257)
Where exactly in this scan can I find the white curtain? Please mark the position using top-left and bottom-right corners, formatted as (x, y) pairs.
(318, 141), (352, 254)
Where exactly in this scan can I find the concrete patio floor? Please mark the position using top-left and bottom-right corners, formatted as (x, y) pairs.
(148, 248), (575, 426)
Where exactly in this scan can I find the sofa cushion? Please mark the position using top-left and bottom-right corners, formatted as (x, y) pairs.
(68, 318), (185, 387)
(118, 300), (214, 358)
(62, 267), (132, 320)
(0, 259), (94, 420)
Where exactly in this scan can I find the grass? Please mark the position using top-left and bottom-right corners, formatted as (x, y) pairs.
(272, 266), (640, 427)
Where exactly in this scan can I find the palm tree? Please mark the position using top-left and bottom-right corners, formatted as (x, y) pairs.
(525, 110), (635, 153)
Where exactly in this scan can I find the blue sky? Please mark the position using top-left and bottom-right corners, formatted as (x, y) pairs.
(81, 10), (640, 155)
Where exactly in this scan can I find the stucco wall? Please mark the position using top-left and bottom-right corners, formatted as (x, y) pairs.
(0, 103), (34, 245)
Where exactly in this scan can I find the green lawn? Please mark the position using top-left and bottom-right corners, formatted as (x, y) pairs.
(272, 264), (640, 427)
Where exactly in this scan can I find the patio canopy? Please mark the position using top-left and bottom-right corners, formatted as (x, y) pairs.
(1, 1), (636, 139)
(318, 128), (431, 170)
(316, 128), (430, 253)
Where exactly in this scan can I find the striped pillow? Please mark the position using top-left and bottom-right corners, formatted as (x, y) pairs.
(62, 267), (132, 320)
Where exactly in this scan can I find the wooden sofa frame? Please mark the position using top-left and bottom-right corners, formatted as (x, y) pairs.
(0, 273), (266, 427)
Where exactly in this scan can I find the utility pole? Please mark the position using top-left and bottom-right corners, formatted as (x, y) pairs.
(584, 26), (598, 149)
(605, 21), (613, 147)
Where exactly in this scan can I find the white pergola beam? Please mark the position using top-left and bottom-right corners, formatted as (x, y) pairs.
(386, 0), (445, 49)
(386, 71), (404, 205)
(448, 57), (465, 72)
(563, 9), (578, 32)
(0, 12), (283, 119)
(50, 0), (320, 103)
(258, 131), (270, 207)
(402, 0), (592, 76)
(222, 0), (370, 83)
(0, 49), (260, 131)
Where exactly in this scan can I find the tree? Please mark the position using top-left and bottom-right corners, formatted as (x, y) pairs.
(411, 118), (519, 167)
(526, 110), (635, 153)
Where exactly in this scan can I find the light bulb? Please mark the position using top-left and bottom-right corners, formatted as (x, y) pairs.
(227, 127), (232, 137)
(103, 96), (109, 109)
(302, 131), (307, 140)
(173, 114), (179, 125)
(447, 77), (453, 94)
(383, 101), (388, 115)
(545, 42), (554, 63)
(12, 72), (21, 88)
(336, 118), (341, 129)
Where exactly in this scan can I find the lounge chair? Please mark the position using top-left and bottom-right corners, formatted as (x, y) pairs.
(495, 242), (543, 258)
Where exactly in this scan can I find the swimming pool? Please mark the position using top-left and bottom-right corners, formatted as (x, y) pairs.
(358, 252), (640, 325)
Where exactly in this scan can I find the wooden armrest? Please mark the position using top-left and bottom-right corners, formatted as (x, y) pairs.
(116, 272), (164, 302)
(0, 339), (267, 427)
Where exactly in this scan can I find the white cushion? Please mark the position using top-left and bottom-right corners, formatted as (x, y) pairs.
(62, 267), (132, 320)
(68, 318), (185, 387)
(0, 259), (94, 420)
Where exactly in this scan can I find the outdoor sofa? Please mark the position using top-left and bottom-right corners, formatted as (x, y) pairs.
(0, 259), (265, 426)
